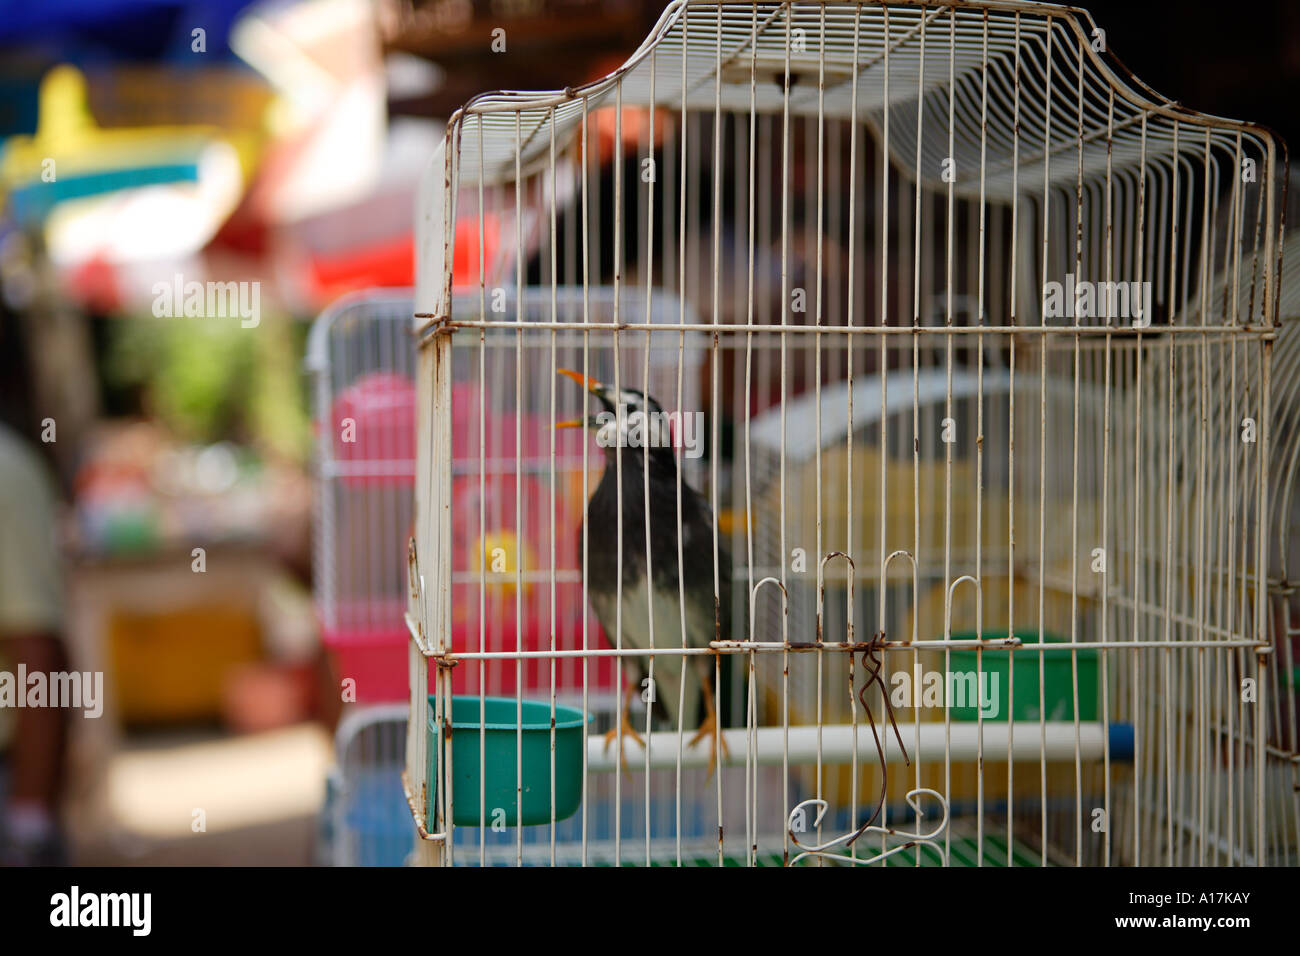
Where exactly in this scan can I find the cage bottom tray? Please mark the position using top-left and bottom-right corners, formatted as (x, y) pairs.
(447, 821), (1044, 867)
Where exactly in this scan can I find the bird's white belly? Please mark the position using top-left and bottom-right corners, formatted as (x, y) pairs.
(590, 578), (708, 730)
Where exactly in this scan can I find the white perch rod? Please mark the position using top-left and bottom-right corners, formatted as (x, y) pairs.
(585, 721), (1132, 772)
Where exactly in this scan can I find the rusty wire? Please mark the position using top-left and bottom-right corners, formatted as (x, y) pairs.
(845, 631), (910, 847)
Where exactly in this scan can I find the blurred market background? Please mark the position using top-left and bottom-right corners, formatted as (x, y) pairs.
(0, 0), (1295, 865)
(0, 0), (671, 867)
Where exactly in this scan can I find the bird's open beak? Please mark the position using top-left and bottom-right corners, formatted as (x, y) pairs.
(557, 368), (602, 392)
(556, 369), (603, 428)
(556, 369), (604, 428)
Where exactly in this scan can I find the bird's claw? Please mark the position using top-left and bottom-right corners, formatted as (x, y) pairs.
(687, 714), (729, 778)
(602, 720), (645, 774)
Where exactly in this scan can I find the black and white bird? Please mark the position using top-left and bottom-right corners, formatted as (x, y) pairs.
(557, 369), (730, 770)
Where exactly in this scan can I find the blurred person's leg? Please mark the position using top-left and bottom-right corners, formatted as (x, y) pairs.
(1, 632), (69, 865)
(0, 421), (68, 866)
(7, 634), (69, 803)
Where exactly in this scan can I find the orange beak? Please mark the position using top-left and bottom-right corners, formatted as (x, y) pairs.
(556, 369), (603, 428)
(557, 368), (602, 392)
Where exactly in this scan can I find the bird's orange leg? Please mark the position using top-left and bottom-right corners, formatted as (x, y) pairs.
(602, 681), (644, 772)
(687, 671), (730, 777)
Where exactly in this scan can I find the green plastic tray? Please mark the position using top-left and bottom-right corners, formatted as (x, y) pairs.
(425, 695), (589, 829)
(946, 632), (1098, 722)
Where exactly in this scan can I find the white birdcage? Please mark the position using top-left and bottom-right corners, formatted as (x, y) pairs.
(307, 291), (420, 866)
(307, 287), (706, 864)
(323, 703), (410, 866)
(308, 290), (420, 705)
(406, 0), (1296, 867)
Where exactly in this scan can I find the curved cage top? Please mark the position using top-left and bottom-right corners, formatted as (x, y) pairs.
(446, 1), (1281, 205)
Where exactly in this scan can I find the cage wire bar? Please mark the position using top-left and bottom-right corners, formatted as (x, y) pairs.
(406, 0), (1293, 867)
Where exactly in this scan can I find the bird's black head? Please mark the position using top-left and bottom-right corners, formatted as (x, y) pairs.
(556, 369), (675, 464)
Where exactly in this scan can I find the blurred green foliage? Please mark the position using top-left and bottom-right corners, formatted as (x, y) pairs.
(104, 314), (309, 462)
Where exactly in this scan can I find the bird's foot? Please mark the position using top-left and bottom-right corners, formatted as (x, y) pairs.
(687, 713), (730, 778)
(602, 717), (645, 773)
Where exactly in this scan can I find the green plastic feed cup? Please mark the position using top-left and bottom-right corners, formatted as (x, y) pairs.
(947, 633), (1098, 722)
(425, 696), (589, 829)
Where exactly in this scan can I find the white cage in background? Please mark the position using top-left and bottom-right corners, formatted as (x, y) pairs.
(407, 1), (1295, 867)
(308, 291), (420, 866)
(308, 290), (420, 704)
(324, 703), (410, 866)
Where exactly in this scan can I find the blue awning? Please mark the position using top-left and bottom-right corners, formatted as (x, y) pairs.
(0, 0), (260, 63)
